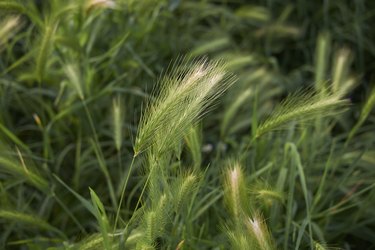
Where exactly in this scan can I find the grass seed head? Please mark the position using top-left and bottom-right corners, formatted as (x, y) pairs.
(0, 15), (22, 49)
(134, 57), (235, 155)
(255, 89), (349, 138)
(112, 96), (124, 151)
(223, 162), (249, 222)
(245, 213), (275, 250)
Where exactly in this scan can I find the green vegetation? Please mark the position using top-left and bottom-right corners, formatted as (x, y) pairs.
(1, 0), (375, 249)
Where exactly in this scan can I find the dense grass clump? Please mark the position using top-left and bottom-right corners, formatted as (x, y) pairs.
(1, 0), (375, 249)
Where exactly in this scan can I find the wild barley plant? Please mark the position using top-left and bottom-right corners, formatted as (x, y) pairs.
(223, 162), (276, 250)
(347, 85), (375, 143)
(1, 1), (374, 249)
(114, 58), (235, 248)
(255, 90), (349, 138)
(134, 57), (235, 155)
(221, 59), (350, 249)
(0, 15), (21, 49)
(112, 96), (124, 153)
(104, 55), (350, 249)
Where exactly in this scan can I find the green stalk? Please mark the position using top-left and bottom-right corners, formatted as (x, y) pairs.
(121, 169), (152, 244)
(114, 155), (136, 231)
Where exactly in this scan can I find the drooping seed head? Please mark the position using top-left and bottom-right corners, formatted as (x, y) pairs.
(134, 58), (235, 155)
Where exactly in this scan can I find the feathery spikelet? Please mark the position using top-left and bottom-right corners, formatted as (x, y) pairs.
(314, 242), (327, 250)
(184, 125), (202, 168)
(227, 165), (242, 219)
(255, 90), (349, 137)
(255, 188), (284, 205)
(313, 242), (341, 250)
(347, 84), (375, 142)
(78, 233), (120, 250)
(226, 230), (257, 250)
(86, 0), (116, 9)
(112, 96), (124, 151)
(250, 182), (284, 206)
(0, 15), (22, 49)
(222, 162), (277, 250)
(314, 32), (331, 93)
(225, 212), (276, 250)
(245, 213), (275, 250)
(65, 64), (85, 100)
(137, 194), (169, 248)
(332, 48), (352, 94)
(172, 172), (199, 212)
(134, 57), (235, 155)
(223, 162), (249, 224)
(358, 85), (375, 123)
(36, 20), (59, 82)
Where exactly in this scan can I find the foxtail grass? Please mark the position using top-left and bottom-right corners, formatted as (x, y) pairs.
(0, 1), (374, 249)
(134, 57), (235, 155)
(223, 161), (276, 250)
(36, 20), (59, 82)
(112, 96), (124, 152)
(255, 90), (349, 138)
(115, 57), (235, 238)
(314, 32), (331, 94)
(347, 84), (375, 143)
(0, 15), (22, 49)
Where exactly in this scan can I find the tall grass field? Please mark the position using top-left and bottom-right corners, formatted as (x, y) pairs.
(1, 0), (375, 249)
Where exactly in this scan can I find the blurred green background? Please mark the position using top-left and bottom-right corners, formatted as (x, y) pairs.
(1, 0), (375, 249)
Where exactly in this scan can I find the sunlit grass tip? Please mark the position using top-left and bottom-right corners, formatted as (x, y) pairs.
(134, 57), (236, 155)
(255, 89), (349, 138)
